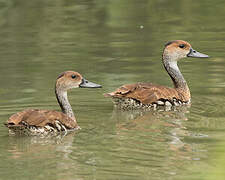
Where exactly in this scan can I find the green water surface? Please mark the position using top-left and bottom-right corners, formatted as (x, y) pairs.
(0, 0), (225, 179)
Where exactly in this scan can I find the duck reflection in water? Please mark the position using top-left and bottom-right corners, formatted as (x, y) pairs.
(112, 106), (201, 161)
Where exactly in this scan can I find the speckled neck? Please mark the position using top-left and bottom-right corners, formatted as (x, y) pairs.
(162, 53), (190, 94)
(55, 89), (75, 120)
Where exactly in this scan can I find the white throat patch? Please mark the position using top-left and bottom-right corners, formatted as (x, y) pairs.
(168, 61), (179, 71)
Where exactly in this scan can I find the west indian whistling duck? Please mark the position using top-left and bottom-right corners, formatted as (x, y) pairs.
(5, 71), (102, 135)
(104, 40), (209, 110)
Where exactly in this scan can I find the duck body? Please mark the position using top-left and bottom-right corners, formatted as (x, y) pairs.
(105, 82), (190, 110)
(5, 109), (79, 136)
(5, 71), (101, 135)
(105, 40), (209, 110)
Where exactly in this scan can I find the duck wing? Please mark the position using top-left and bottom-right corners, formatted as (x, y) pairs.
(6, 109), (78, 129)
(104, 83), (183, 104)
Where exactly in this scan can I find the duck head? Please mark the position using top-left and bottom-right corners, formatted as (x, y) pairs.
(163, 40), (209, 62)
(56, 71), (102, 91)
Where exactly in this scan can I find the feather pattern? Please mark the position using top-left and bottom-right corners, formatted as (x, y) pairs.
(105, 82), (189, 104)
(6, 109), (78, 129)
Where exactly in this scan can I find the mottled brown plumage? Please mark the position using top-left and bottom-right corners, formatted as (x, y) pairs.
(5, 71), (101, 135)
(105, 82), (189, 104)
(6, 109), (77, 129)
(105, 40), (209, 109)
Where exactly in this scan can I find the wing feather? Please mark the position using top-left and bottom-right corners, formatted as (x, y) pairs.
(105, 83), (186, 104)
(6, 109), (78, 129)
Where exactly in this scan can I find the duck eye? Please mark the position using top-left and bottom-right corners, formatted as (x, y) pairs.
(179, 44), (185, 48)
(71, 75), (77, 79)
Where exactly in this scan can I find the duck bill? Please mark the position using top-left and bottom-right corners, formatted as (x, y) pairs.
(187, 48), (209, 58)
(79, 78), (102, 88)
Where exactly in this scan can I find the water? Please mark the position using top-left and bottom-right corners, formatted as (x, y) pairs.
(0, 0), (225, 179)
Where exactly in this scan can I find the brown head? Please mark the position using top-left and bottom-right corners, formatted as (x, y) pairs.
(163, 40), (209, 62)
(56, 71), (102, 91)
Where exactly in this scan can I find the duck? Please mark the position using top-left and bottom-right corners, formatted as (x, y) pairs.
(5, 71), (102, 135)
(104, 40), (209, 110)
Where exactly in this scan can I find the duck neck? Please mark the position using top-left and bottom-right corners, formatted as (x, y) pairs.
(162, 54), (189, 92)
(55, 88), (75, 119)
